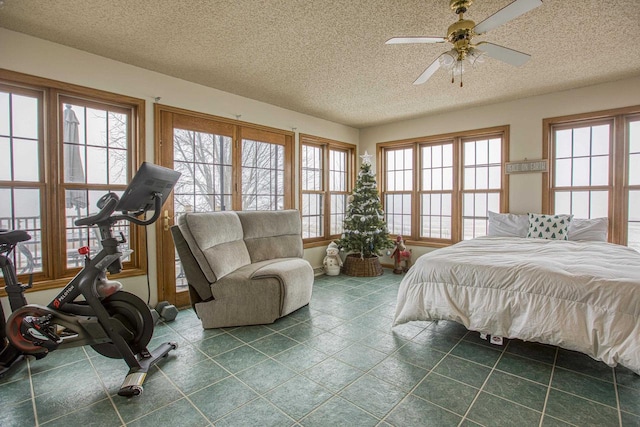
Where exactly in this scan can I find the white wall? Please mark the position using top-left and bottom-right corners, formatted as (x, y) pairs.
(0, 28), (359, 306)
(361, 75), (640, 261)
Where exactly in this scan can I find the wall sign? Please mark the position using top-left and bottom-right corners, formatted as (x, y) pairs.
(505, 159), (548, 174)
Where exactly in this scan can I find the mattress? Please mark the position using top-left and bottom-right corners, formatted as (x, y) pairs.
(393, 237), (640, 374)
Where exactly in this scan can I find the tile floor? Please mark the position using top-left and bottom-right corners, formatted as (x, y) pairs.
(1, 270), (639, 426)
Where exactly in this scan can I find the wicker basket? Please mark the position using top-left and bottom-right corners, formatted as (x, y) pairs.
(342, 254), (383, 277)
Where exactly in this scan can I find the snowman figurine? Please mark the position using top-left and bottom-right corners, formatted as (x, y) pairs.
(323, 241), (343, 276)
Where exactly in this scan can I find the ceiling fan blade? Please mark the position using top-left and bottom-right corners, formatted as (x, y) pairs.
(474, 0), (543, 35)
(476, 42), (531, 66)
(386, 36), (446, 44)
(413, 56), (442, 85)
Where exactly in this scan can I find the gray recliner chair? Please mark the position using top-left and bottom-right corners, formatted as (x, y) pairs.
(171, 210), (314, 329)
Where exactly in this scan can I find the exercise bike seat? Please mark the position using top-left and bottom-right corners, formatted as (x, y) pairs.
(0, 230), (31, 246)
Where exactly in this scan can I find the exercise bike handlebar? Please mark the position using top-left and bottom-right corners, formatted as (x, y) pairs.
(74, 192), (163, 228)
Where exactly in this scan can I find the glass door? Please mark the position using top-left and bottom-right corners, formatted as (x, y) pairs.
(156, 108), (235, 307)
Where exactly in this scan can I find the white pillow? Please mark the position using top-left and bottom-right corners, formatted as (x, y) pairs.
(487, 211), (529, 237)
(526, 213), (573, 240)
(568, 217), (608, 242)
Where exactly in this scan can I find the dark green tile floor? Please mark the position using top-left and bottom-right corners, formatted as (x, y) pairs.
(2, 269), (639, 426)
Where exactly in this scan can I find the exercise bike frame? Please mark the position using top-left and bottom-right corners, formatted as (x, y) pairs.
(3, 193), (177, 396)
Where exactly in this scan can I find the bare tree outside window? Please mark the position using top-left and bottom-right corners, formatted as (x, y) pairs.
(241, 139), (284, 211)
(173, 129), (233, 213)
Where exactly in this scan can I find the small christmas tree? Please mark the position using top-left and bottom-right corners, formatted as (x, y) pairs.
(337, 151), (394, 259)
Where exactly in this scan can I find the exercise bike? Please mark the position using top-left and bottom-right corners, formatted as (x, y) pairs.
(0, 162), (181, 397)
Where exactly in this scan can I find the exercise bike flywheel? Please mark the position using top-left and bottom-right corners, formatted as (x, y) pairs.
(90, 291), (155, 359)
(6, 306), (51, 357)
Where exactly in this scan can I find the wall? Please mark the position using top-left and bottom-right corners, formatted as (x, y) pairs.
(0, 28), (359, 306)
(360, 75), (640, 261)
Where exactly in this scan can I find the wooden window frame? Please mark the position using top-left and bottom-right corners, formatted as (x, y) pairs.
(299, 134), (355, 248)
(378, 125), (509, 247)
(156, 104), (295, 213)
(542, 105), (640, 246)
(0, 69), (145, 293)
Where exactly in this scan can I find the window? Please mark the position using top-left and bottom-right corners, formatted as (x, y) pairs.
(543, 106), (640, 249)
(0, 70), (144, 291)
(167, 112), (294, 214)
(379, 126), (508, 245)
(300, 134), (355, 244)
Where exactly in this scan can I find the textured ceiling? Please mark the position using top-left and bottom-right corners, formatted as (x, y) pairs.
(1, 0), (639, 128)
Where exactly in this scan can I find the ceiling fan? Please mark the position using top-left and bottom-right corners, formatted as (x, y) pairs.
(386, 0), (543, 86)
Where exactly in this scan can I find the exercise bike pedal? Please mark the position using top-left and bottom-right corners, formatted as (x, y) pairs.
(20, 315), (61, 351)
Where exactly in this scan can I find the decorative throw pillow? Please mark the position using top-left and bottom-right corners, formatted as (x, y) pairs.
(568, 217), (608, 242)
(487, 211), (529, 237)
(526, 213), (573, 240)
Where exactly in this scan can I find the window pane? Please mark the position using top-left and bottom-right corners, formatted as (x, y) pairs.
(0, 92), (9, 135)
(475, 166), (488, 189)
(592, 124), (610, 155)
(0, 137), (9, 180)
(442, 144), (453, 167)
(572, 157), (590, 187)
(242, 139), (284, 210)
(629, 191), (640, 221)
(555, 191), (571, 214)
(385, 193), (411, 235)
(432, 169), (442, 190)
(463, 193), (474, 217)
(476, 140), (488, 164)
(464, 142), (475, 166)
(86, 108), (107, 147)
(329, 149), (347, 192)
(12, 138), (39, 181)
(573, 127), (591, 157)
(301, 193), (323, 238)
(630, 153), (640, 186)
(386, 148), (412, 191)
(443, 167), (453, 191)
(488, 138), (501, 164)
(2, 188), (43, 274)
(590, 156), (608, 186)
(629, 118), (640, 185)
(488, 193), (500, 212)
(174, 130), (232, 212)
(302, 145), (322, 191)
(108, 149), (127, 184)
(630, 120), (640, 153)
(432, 145), (442, 168)
(488, 166), (501, 189)
(555, 158), (572, 187)
(330, 194), (346, 235)
(108, 112), (128, 149)
(474, 193), (487, 217)
(464, 167), (475, 189)
(555, 129), (572, 158)
(571, 191), (590, 218)
(12, 94), (38, 139)
(590, 191), (608, 218)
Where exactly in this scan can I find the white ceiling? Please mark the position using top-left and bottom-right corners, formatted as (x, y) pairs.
(1, 0), (639, 128)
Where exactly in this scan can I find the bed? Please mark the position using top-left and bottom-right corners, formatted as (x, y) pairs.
(393, 235), (640, 374)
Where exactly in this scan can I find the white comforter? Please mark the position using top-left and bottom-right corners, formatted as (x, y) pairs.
(393, 237), (640, 374)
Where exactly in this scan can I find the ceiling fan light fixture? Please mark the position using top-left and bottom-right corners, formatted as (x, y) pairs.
(439, 47), (485, 78)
